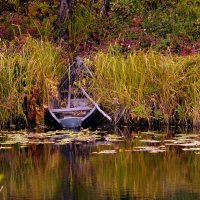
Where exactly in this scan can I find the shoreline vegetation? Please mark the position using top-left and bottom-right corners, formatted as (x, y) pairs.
(0, 0), (200, 129)
(0, 37), (66, 128)
(90, 49), (200, 127)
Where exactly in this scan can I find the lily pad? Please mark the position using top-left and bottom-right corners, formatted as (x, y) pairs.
(131, 145), (167, 153)
(175, 134), (199, 139)
(149, 149), (166, 153)
(20, 145), (30, 148)
(0, 141), (17, 145)
(105, 134), (124, 142)
(140, 139), (161, 143)
(0, 146), (13, 150)
(179, 141), (200, 147)
(38, 141), (55, 144)
(92, 150), (117, 154)
(163, 140), (177, 143)
(165, 143), (180, 146)
(182, 147), (200, 151)
(132, 146), (157, 152)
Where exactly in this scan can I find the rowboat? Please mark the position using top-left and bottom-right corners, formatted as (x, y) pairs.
(49, 97), (97, 129)
(48, 57), (111, 129)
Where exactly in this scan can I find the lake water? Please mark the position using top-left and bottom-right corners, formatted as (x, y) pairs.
(0, 129), (200, 200)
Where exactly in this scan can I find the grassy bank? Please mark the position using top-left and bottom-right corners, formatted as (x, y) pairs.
(1, 38), (200, 128)
(90, 48), (200, 126)
(0, 36), (65, 127)
(0, 0), (199, 129)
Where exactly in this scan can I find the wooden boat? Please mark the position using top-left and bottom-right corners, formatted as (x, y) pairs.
(48, 88), (111, 129)
(49, 98), (97, 129)
(48, 57), (111, 129)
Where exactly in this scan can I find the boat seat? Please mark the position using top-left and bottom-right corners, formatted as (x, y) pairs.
(49, 106), (92, 113)
(61, 116), (83, 120)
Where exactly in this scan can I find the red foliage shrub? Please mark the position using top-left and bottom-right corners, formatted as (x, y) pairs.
(132, 16), (143, 27)
(0, 26), (7, 37)
(9, 14), (22, 24)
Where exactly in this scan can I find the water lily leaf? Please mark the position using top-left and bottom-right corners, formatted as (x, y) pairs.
(140, 139), (160, 143)
(38, 141), (55, 144)
(20, 145), (30, 148)
(179, 141), (200, 147)
(132, 146), (157, 152)
(182, 147), (200, 151)
(92, 150), (117, 154)
(0, 146), (13, 150)
(105, 134), (124, 142)
(165, 143), (177, 146)
(0, 141), (17, 145)
(105, 138), (124, 142)
(175, 134), (199, 139)
(163, 140), (177, 143)
(92, 151), (98, 154)
(149, 149), (166, 153)
(106, 134), (124, 139)
(132, 146), (167, 153)
(158, 145), (166, 148)
(140, 131), (157, 135)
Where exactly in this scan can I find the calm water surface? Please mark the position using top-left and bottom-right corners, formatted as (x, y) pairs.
(0, 130), (200, 200)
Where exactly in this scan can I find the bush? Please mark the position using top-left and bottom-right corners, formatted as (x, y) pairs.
(109, 0), (200, 52)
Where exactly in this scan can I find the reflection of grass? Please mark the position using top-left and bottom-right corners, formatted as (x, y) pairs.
(1, 141), (200, 199)
(91, 49), (200, 126)
(0, 174), (4, 183)
(72, 147), (200, 200)
(0, 36), (65, 127)
(0, 145), (64, 199)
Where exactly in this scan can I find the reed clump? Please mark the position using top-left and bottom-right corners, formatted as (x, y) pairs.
(90, 48), (200, 126)
(0, 36), (66, 127)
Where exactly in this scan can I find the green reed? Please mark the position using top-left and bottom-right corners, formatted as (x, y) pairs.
(90, 48), (200, 126)
(0, 36), (65, 127)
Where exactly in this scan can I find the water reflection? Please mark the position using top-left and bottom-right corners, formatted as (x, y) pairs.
(0, 132), (200, 200)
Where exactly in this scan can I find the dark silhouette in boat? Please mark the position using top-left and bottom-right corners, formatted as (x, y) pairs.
(48, 57), (111, 129)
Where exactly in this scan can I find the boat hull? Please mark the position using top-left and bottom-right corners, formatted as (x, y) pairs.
(47, 106), (98, 129)
(60, 117), (82, 129)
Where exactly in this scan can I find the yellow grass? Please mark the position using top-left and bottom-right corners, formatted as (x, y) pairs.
(90, 48), (200, 126)
(0, 36), (66, 127)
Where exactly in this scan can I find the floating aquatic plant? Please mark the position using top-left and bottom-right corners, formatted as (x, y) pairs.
(92, 150), (117, 154)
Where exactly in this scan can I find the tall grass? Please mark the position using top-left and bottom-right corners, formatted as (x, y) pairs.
(0, 36), (66, 127)
(90, 48), (200, 126)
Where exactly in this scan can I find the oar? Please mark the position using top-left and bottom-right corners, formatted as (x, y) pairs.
(78, 85), (112, 122)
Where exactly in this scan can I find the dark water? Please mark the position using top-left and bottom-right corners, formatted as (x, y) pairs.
(1, 131), (200, 200)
